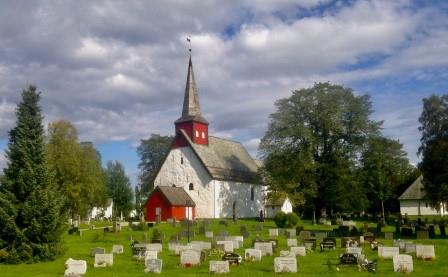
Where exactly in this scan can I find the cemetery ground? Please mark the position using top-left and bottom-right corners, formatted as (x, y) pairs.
(1, 219), (448, 276)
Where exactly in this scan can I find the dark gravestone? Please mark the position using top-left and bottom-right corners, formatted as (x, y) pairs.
(428, 225), (435, 239)
(440, 224), (446, 237)
(296, 226), (304, 234)
(416, 230), (429, 240)
(339, 253), (358, 265)
(323, 237), (336, 245)
(320, 241), (336, 251)
(242, 230), (250, 239)
(151, 238), (162, 244)
(303, 239), (317, 250)
(401, 226), (413, 236)
(147, 222), (154, 228)
(222, 252), (242, 266)
(339, 226), (350, 237)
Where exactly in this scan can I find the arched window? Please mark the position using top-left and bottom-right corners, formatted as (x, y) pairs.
(189, 183), (194, 191)
(250, 186), (255, 201)
(172, 184), (176, 187)
(181, 157), (184, 164)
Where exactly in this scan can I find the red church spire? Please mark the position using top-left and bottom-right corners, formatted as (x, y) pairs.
(174, 56), (209, 146)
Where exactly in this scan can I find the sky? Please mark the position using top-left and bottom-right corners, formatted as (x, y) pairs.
(0, 0), (447, 186)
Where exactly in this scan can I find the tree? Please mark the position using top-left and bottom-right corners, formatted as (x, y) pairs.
(137, 134), (173, 194)
(105, 160), (133, 219)
(46, 121), (106, 220)
(360, 137), (412, 223)
(418, 94), (448, 208)
(0, 86), (66, 263)
(259, 83), (380, 220)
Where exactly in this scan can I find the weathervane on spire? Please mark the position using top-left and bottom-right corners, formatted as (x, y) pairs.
(186, 36), (192, 53)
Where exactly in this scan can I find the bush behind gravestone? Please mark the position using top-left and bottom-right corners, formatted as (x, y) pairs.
(285, 213), (300, 228)
(274, 212), (287, 228)
(274, 212), (300, 228)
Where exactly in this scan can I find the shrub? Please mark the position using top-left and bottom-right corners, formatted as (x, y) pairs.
(274, 212), (287, 228)
(285, 212), (300, 228)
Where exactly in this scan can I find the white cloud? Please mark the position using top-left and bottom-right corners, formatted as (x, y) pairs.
(0, 151), (6, 171)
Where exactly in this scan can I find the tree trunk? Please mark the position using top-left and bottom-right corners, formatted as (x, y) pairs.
(312, 208), (316, 225)
(381, 200), (386, 225)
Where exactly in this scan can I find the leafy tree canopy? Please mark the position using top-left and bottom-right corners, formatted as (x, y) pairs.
(105, 160), (133, 219)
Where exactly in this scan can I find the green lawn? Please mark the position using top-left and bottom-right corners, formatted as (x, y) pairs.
(2, 219), (448, 276)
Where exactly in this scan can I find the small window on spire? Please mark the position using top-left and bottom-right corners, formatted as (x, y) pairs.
(195, 130), (199, 137)
(181, 157), (184, 164)
(189, 183), (194, 191)
(202, 132), (205, 139)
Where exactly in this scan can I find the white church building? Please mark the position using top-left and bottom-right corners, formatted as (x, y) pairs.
(151, 56), (266, 219)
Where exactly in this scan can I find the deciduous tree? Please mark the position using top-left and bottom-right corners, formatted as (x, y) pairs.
(105, 160), (133, 219)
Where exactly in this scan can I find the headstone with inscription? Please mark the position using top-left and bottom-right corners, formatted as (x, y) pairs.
(209, 260), (230, 274)
(175, 244), (193, 255)
(205, 231), (214, 239)
(405, 242), (416, 254)
(286, 228), (296, 238)
(90, 247), (105, 257)
(180, 249), (201, 267)
(274, 257), (297, 273)
(290, 246), (306, 257)
(378, 246), (399, 259)
(94, 253), (113, 267)
(299, 231), (311, 241)
(416, 230), (429, 240)
(222, 252), (242, 266)
(287, 238), (297, 247)
(280, 250), (295, 257)
(64, 258), (87, 276)
(147, 243), (163, 253)
(112, 245), (124, 254)
(216, 241), (234, 252)
(144, 258), (162, 274)
(254, 242), (273, 256)
(244, 249), (262, 261)
(393, 254), (413, 273)
(269, 229), (279, 237)
(415, 245), (435, 260)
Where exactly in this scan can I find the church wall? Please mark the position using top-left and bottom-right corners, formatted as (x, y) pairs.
(154, 147), (213, 218)
(214, 180), (265, 218)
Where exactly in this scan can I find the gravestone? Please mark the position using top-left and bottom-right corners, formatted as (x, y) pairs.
(225, 236), (243, 249)
(132, 243), (148, 258)
(222, 252), (242, 266)
(145, 250), (158, 260)
(303, 239), (317, 250)
(393, 254), (413, 273)
(346, 247), (362, 259)
(90, 247), (105, 257)
(147, 243), (163, 253)
(320, 241), (335, 251)
(378, 246), (399, 259)
(286, 229), (296, 238)
(254, 242), (273, 256)
(299, 231), (311, 241)
(94, 253), (113, 267)
(219, 230), (229, 237)
(416, 230), (429, 240)
(64, 258), (87, 276)
(384, 232), (393, 240)
(274, 257), (297, 273)
(313, 232), (327, 240)
(209, 260), (230, 274)
(287, 238), (297, 247)
(180, 249), (201, 267)
(244, 249), (262, 261)
(242, 230), (250, 238)
(405, 243), (416, 254)
(205, 231), (214, 239)
(144, 258), (163, 274)
(113, 221), (121, 232)
(339, 253), (358, 265)
(416, 245), (435, 260)
(216, 241), (234, 252)
(112, 245), (123, 254)
(175, 245), (193, 255)
(189, 241), (212, 251)
(169, 241), (180, 252)
(290, 246), (306, 256)
(269, 229), (279, 237)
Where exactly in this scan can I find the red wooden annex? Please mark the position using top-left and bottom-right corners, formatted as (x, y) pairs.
(145, 186), (196, 221)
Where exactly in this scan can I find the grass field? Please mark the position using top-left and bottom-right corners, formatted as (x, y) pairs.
(2, 219), (448, 276)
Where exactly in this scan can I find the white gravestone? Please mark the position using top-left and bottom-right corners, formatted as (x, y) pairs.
(145, 250), (158, 260)
(144, 258), (162, 274)
(346, 247), (362, 257)
(290, 246), (306, 257)
(286, 229), (296, 237)
(216, 241), (234, 253)
(254, 242), (273, 256)
(378, 246), (399, 259)
(269, 229), (279, 237)
(274, 257), (297, 273)
(169, 242), (180, 252)
(147, 243), (163, 253)
(175, 245), (193, 255)
(280, 250), (295, 257)
(64, 258), (87, 276)
(244, 249), (262, 262)
(225, 236), (244, 249)
(205, 231), (214, 238)
(393, 254), (413, 273)
(94, 253), (113, 267)
(287, 238), (297, 247)
(180, 249), (201, 266)
(405, 243), (416, 254)
(189, 241), (212, 251)
(209, 260), (230, 274)
(112, 245), (124, 254)
(416, 245), (435, 260)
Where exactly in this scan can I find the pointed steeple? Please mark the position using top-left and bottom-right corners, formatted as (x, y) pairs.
(175, 56), (208, 124)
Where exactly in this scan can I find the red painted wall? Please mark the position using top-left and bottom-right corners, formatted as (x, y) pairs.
(145, 190), (196, 221)
(174, 121), (208, 146)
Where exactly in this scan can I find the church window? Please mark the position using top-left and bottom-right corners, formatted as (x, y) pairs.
(425, 202), (428, 208)
(250, 186), (255, 201)
(196, 130), (199, 137)
(189, 183), (194, 190)
(172, 184), (176, 187)
(202, 132), (205, 139)
(181, 157), (184, 164)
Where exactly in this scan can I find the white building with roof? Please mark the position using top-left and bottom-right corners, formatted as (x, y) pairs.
(399, 176), (446, 216)
(151, 56), (266, 219)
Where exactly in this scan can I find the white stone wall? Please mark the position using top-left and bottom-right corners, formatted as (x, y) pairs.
(265, 206), (282, 218)
(154, 147), (213, 218)
(400, 200), (443, 216)
(213, 180), (265, 218)
(281, 199), (293, 214)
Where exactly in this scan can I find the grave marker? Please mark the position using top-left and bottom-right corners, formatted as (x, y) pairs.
(94, 253), (113, 267)
(287, 238), (297, 247)
(269, 229), (279, 237)
(254, 242), (273, 256)
(416, 245), (435, 260)
(274, 257), (297, 273)
(416, 231), (429, 240)
(216, 241), (234, 252)
(180, 249), (201, 267)
(64, 258), (87, 276)
(112, 245), (123, 254)
(405, 242), (416, 254)
(393, 254), (413, 273)
(290, 246), (306, 256)
(209, 260), (230, 274)
(205, 231), (214, 239)
(144, 258), (162, 274)
(299, 231), (311, 241)
(90, 247), (105, 257)
(384, 232), (393, 240)
(378, 246), (399, 259)
(244, 249), (262, 261)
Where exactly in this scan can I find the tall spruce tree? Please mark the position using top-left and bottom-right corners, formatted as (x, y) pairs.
(0, 86), (66, 263)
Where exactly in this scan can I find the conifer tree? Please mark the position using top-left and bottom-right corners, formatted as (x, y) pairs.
(0, 86), (66, 263)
